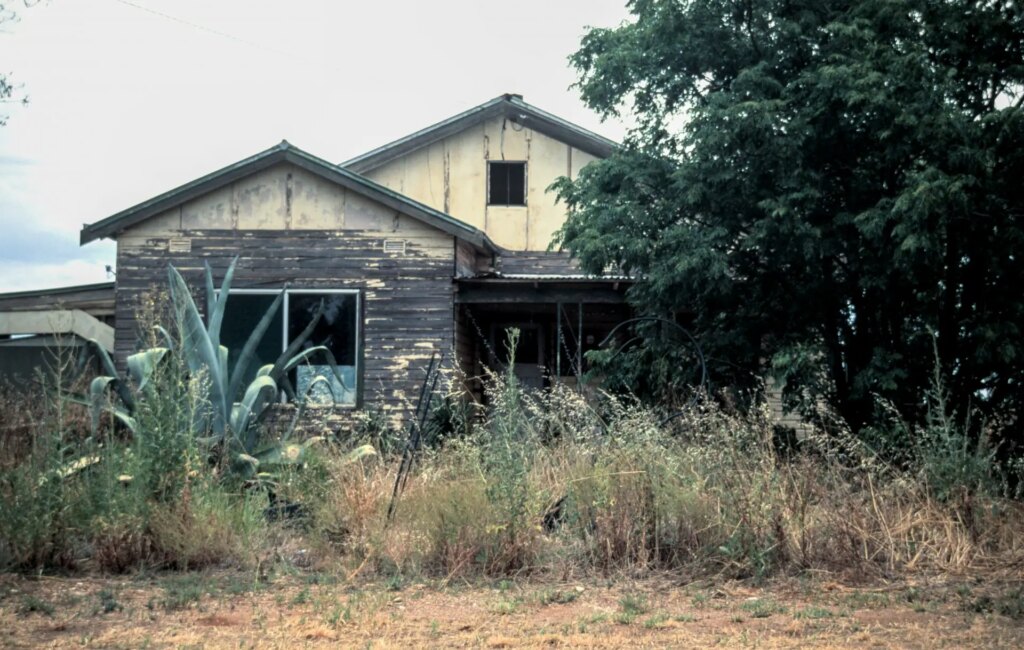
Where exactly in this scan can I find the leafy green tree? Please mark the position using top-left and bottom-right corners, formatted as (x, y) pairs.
(555, 0), (1024, 452)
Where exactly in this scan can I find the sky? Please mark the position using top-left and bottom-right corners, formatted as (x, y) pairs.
(0, 0), (630, 292)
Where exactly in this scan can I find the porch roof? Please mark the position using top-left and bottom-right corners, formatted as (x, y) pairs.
(455, 274), (632, 304)
(490, 272), (634, 282)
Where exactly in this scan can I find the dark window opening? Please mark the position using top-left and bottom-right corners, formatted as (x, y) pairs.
(488, 162), (526, 206)
(218, 289), (360, 407)
(220, 292), (283, 391)
(288, 292), (358, 405)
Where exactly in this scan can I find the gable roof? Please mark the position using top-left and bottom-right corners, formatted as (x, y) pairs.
(341, 93), (618, 174)
(80, 141), (498, 253)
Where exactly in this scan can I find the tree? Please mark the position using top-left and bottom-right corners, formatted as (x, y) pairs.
(555, 0), (1024, 454)
(0, 1), (38, 126)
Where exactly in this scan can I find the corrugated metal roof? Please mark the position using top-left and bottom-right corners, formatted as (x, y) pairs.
(468, 272), (634, 282)
(0, 282), (114, 300)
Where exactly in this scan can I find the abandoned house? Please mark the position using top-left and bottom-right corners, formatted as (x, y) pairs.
(0, 94), (638, 423)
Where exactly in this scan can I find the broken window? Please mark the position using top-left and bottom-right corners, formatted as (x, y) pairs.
(218, 288), (360, 407)
(488, 162), (526, 206)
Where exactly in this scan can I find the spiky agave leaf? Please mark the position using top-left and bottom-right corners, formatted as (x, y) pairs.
(87, 375), (117, 435)
(278, 345), (351, 393)
(81, 339), (134, 411)
(282, 374), (335, 442)
(83, 374), (140, 435)
(226, 287), (286, 406)
(168, 263), (228, 435)
(153, 325), (176, 351)
(230, 374), (278, 451)
(204, 258), (236, 351)
(126, 347), (169, 393)
(258, 298), (349, 402)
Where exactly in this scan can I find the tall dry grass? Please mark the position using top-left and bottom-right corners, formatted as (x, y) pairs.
(299, 371), (1024, 582)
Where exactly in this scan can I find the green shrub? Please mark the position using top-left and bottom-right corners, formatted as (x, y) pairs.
(0, 348), (112, 569)
(0, 332), (272, 573)
(350, 407), (403, 457)
(478, 329), (539, 572)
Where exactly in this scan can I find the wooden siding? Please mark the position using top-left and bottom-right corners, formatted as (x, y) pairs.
(115, 227), (457, 427)
(364, 116), (600, 251)
(496, 251), (582, 276)
(453, 303), (480, 401)
(455, 239), (492, 278)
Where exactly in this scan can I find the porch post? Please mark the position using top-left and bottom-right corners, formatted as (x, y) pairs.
(555, 302), (562, 378)
(577, 301), (583, 389)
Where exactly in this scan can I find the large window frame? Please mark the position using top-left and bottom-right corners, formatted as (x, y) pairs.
(216, 287), (363, 408)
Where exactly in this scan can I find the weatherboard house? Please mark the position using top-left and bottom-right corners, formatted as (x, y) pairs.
(0, 94), (633, 422)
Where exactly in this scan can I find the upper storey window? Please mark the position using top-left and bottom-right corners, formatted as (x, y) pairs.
(488, 162), (526, 206)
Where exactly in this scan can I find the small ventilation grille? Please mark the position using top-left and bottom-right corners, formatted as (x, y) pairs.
(168, 237), (192, 253)
(383, 239), (406, 255)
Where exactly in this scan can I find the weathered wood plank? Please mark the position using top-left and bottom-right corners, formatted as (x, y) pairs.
(115, 229), (458, 428)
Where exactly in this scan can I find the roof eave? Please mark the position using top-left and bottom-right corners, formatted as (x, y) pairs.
(341, 97), (507, 174)
(80, 142), (292, 245)
(79, 143), (498, 255)
(341, 94), (618, 174)
(0, 281), (116, 300)
(506, 96), (618, 158)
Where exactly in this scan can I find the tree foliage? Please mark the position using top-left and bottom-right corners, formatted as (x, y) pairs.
(555, 0), (1024, 453)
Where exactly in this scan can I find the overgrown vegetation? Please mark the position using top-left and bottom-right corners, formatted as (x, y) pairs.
(295, 352), (1023, 582)
(1, 282), (1021, 588)
(0, 340), (266, 571)
(0, 257), (358, 572)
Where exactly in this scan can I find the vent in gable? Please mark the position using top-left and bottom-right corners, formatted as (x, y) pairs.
(383, 239), (406, 255)
(168, 237), (192, 253)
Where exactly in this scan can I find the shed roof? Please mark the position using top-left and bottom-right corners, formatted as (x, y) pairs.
(79, 142), (499, 253)
(341, 93), (618, 174)
(0, 281), (115, 313)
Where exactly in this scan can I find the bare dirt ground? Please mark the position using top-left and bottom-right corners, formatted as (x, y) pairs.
(1, 571), (1022, 649)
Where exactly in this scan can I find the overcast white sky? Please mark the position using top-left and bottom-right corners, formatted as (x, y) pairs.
(0, 0), (629, 292)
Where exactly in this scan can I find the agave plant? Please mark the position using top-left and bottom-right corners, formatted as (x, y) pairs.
(80, 339), (169, 435)
(167, 258), (353, 448)
(86, 257), (353, 479)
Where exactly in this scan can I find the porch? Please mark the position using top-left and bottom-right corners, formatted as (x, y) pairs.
(454, 276), (633, 398)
